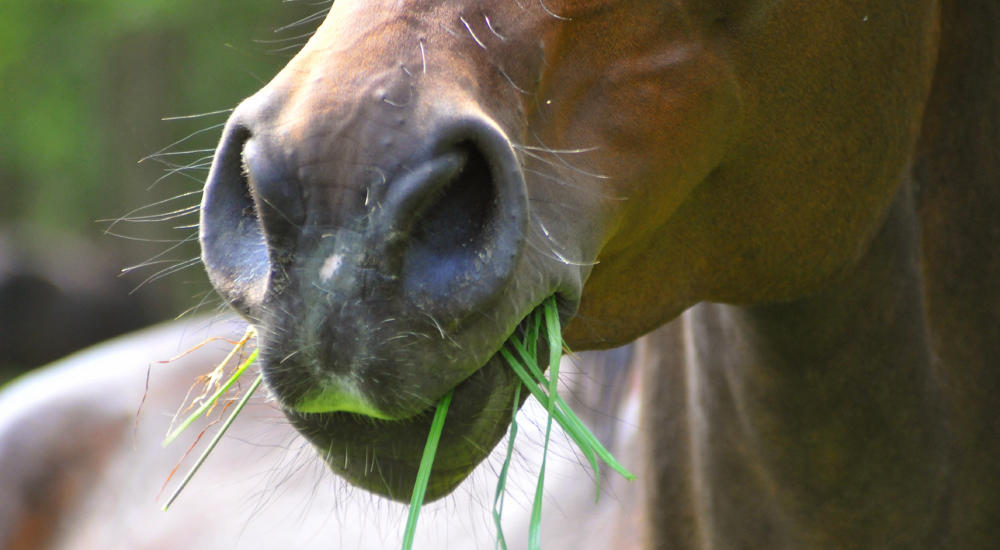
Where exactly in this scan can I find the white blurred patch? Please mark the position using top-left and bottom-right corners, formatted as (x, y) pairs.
(319, 253), (343, 282)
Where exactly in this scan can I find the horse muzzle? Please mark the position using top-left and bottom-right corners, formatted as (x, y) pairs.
(202, 103), (533, 411)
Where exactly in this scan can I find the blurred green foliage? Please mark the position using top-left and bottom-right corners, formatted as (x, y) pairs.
(0, 0), (322, 313)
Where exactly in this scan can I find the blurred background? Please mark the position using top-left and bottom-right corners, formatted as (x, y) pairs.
(0, 0), (323, 382)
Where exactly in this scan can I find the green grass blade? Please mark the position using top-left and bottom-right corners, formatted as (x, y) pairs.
(162, 348), (259, 447)
(501, 349), (591, 458)
(543, 299), (562, 390)
(500, 349), (557, 412)
(529, 381), (555, 549)
(492, 384), (521, 550)
(523, 310), (540, 358)
(508, 327), (635, 479)
(161, 373), (263, 510)
(504, 307), (637, 485)
(507, 336), (550, 383)
(525, 300), (562, 550)
(505, 337), (602, 491)
(402, 389), (454, 550)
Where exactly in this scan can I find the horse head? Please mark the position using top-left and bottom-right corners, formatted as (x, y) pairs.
(199, 0), (939, 501)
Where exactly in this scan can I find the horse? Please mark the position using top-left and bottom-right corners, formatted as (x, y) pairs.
(1, 0), (997, 547)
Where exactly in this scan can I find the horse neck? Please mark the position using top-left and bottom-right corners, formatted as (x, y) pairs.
(639, 182), (955, 549)
(916, 2), (1000, 373)
(911, 0), (1000, 542)
(633, 5), (1000, 547)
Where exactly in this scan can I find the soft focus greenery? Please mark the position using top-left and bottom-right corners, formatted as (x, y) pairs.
(1, 0), (317, 230)
(0, 1), (322, 332)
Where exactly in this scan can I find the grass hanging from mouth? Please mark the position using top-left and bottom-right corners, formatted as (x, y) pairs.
(159, 327), (261, 510)
(492, 296), (636, 550)
(162, 373), (263, 510)
(404, 296), (634, 550)
(491, 384), (521, 550)
(162, 347), (259, 447)
(401, 389), (454, 550)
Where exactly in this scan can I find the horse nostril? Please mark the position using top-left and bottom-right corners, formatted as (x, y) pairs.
(406, 143), (497, 266)
(200, 124), (269, 317)
(241, 138), (306, 263)
(393, 127), (528, 316)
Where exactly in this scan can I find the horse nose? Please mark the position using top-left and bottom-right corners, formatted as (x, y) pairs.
(200, 112), (528, 323)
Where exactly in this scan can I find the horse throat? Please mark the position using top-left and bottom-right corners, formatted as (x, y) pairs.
(639, 181), (953, 548)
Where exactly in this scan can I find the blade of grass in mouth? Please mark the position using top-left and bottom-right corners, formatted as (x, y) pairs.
(491, 384), (521, 550)
(506, 337), (634, 482)
(494, 296), (635, 550)
(526, 298), (562, 549)
(402, 389), (454, 550)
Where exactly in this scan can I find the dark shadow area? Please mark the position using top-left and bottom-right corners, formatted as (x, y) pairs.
(0, 226), (172, 384)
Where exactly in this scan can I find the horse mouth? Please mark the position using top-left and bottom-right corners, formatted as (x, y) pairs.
(280, 301), (555, 503)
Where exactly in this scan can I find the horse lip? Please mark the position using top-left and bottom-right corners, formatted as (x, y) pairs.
(284, 294), (573, 420)
(293, 378), (397, 419)
(285, 342), (508, 425)
(279, 296), (573, 500)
